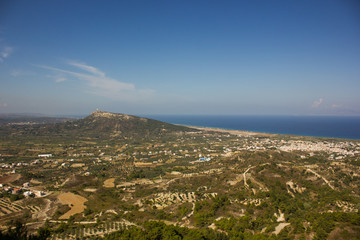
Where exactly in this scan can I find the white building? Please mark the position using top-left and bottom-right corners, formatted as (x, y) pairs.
(38, 154), (53, 158)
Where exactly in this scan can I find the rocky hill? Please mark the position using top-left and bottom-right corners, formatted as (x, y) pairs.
(2, 111), (196, 140)
(63, 110), (195, 139)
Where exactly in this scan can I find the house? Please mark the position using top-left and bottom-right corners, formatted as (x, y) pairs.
(23, 191), (34, 197)
(12, 188), (21, 194)
(38, 154), (53, 158)
(199, 157), (211, 162)
(34, 191), (45, 197)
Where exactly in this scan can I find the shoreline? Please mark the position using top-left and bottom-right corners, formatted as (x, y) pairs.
(151, 115), (360, 141)
(182, 125), (276, 137)
(180, 124), (360, 141)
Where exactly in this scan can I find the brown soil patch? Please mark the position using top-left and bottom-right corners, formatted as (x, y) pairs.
(103, 178), (115, 188)
(71, 163), (85, 168)
(134, 162), (155, 167)
(273, 223), (290, 235)
(0, 174), (21, 184)
(30, 179), (42, 184)
(84, 188), (97, 192)
(116, 179), (153, 188)
(58, 192), (87, 219)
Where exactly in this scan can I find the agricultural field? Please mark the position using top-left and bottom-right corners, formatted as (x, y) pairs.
(0, 112), (359, 239)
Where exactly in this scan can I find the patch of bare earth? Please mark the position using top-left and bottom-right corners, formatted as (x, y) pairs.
(273, 223), (290, 235)
(71, 163), (85, 168)
(30, 179), (42, 184)
(58, 192), (87, 219)
(84, 188), (97, 192)
(0, 173), (21, 184)
(103, 178), (115, 188)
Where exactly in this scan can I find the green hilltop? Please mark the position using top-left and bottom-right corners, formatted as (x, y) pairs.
(0, 111), (196, 140)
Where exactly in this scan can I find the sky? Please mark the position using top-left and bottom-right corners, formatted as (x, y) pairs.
(0, 0), (359, 116)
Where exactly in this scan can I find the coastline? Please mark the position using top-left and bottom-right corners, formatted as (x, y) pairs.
(148, 115), (360, 140)
(181, 124), (360, 141)
(182, 125), (276, 137)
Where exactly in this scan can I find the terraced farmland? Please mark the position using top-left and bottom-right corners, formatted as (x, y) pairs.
(0, 198), (40, 216)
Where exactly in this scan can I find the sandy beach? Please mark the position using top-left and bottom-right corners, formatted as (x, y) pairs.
(186, 125), (276, 137)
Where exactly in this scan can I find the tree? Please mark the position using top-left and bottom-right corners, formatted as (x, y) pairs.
(0, 220), (50, 240)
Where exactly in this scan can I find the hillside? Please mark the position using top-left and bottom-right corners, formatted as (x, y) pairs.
(0, 114), (75, 125)
(1, 111), (196, 140)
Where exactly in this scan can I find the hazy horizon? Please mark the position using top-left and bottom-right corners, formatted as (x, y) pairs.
(1, 1), (359, 116)
(3, 111), (360, 118)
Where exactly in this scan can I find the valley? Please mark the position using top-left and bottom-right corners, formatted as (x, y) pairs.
(0, 111), (359, 239)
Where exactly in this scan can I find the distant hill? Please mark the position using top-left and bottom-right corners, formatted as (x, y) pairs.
(0, 113), (75, 125)
(1, 111), (197, 140)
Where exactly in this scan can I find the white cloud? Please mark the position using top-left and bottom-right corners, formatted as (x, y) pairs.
(45, 73), (67, 83)
(38, 61), (155, 102)
(0, 46), (12, 62)
(0, 103), (8, 108)
(55, 77), (66, 83)
(67, 61), (105, 77)
(312, 98), (323, 108)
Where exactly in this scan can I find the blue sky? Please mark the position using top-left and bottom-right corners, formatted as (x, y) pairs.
(0, 0), (359, 116)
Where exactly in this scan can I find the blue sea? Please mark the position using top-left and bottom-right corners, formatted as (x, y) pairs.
(144, 115), (360, 140)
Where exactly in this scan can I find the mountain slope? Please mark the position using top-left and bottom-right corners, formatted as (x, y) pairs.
(61, 111), (195, 138)
(3, 111), (196, 140)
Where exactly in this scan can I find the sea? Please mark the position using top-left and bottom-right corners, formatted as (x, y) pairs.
(144, 115), (360, 140)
